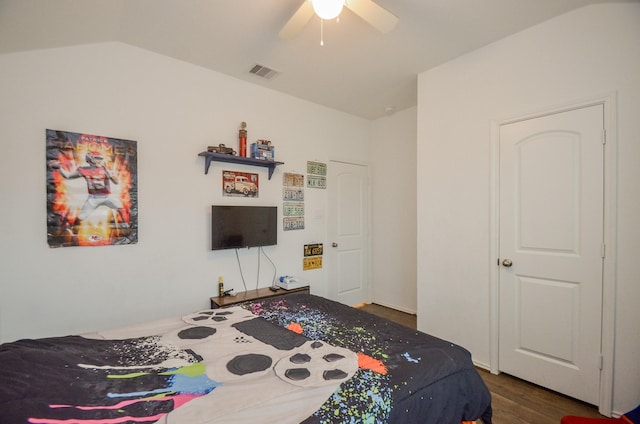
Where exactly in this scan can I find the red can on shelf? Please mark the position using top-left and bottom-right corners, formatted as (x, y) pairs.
(239, 122), (247, 157)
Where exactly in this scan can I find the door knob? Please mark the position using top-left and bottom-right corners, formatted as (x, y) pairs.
(502, 259), (513, 267)
(332, 242), (338, 247)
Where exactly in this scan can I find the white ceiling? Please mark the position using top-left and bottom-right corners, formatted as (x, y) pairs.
(0, 0), (628, 119)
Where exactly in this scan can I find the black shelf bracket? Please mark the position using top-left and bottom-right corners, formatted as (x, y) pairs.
(198, 151), (284, 180)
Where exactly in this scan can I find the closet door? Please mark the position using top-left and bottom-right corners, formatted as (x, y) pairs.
(498, 104), (604, 405)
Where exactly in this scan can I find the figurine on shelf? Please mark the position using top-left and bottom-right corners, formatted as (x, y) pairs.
(207, 144), (236, 155)
(251, 139), (275, 161)
(239, 121), (247, 157)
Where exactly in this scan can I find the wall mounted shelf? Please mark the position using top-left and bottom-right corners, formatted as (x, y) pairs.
(198, 151), (284, 180)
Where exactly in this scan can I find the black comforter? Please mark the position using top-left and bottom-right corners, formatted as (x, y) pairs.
(0, 293), (491, 424)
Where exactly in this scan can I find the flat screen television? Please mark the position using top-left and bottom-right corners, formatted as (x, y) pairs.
(211, 205), (277, 250)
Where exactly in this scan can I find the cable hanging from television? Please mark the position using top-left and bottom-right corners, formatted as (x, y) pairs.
(259, 246), (278, 290)
(235, 249), (249, 293)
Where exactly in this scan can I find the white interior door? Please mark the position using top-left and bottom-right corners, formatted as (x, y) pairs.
(327, 160), (370, 306)
(498, 105), (604, 405)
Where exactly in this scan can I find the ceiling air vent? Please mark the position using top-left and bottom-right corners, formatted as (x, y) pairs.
(249, 64), (280, 80)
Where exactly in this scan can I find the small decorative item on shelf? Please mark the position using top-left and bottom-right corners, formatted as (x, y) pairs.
(207, 144), (236, 155)
(238, 121), (247, 157)
(251, 139), (275, 161)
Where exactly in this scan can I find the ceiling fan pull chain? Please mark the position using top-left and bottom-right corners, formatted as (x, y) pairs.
(320, 18), (324, 46)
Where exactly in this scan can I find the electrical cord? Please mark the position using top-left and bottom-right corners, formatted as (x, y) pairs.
(236, 247), (278, 292)
(260, 246), (278, 288)
(235, 248), (248, 292)
(255, 247), (260, 290)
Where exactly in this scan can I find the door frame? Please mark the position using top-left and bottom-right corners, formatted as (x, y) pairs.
(489, 93), (617, 416)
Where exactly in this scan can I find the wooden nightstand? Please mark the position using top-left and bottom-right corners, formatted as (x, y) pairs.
(210, 286), (310, 309)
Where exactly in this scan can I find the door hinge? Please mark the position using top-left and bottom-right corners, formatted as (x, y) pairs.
(601, 129), (606, 145)
(601, 243), (606, 259)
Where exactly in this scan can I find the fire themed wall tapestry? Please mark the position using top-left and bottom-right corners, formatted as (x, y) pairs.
(46, 129), (138, 248)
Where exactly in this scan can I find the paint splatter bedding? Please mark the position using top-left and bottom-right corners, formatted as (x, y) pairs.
(0, 293), (492, 424)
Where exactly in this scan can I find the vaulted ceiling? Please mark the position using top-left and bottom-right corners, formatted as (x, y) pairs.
(0, 0), (627, 119)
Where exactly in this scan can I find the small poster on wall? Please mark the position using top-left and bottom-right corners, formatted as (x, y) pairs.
(283, 172), (304, 201)
(307, 161), (327, 189)
(283, 172), (305, 231)
(222, 170), (259, 197)
(303, 256), (322, 270)
(46, 129), (138, 248)
(303, 243), (323, 270)
(283, 216), (305, 231)
(307, 161), (327, 176)
(283, 202), (304, 217)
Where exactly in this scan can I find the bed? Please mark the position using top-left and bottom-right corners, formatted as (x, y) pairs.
(0, 292), (492, 424)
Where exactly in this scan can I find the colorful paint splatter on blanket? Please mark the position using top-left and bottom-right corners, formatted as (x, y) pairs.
(245, 299), (393, 423)
(18, 336), (219, 424)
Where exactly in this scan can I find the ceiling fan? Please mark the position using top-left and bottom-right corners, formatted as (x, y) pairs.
(279, 0), (399, 40)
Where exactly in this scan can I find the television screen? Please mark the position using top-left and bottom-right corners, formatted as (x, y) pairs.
(211, 205), (277, 250)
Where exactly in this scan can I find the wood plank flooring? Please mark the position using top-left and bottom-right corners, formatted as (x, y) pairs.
(357, 303), (604, 424)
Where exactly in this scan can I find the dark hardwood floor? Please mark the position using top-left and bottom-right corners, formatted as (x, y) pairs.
(356, 302), (417, 328)
(358, 303), (604, 424)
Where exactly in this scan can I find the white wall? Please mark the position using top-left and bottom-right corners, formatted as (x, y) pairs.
(416, 3), (640, 415)
(370, 107), (417, 313)
(0, 42), (370, 343)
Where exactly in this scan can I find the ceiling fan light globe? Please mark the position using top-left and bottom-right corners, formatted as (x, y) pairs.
(311, 0), (345, 20)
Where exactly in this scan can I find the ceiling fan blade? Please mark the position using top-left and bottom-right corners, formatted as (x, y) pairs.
(345, 0), (398, 33)
(279, 1), (315, 39)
